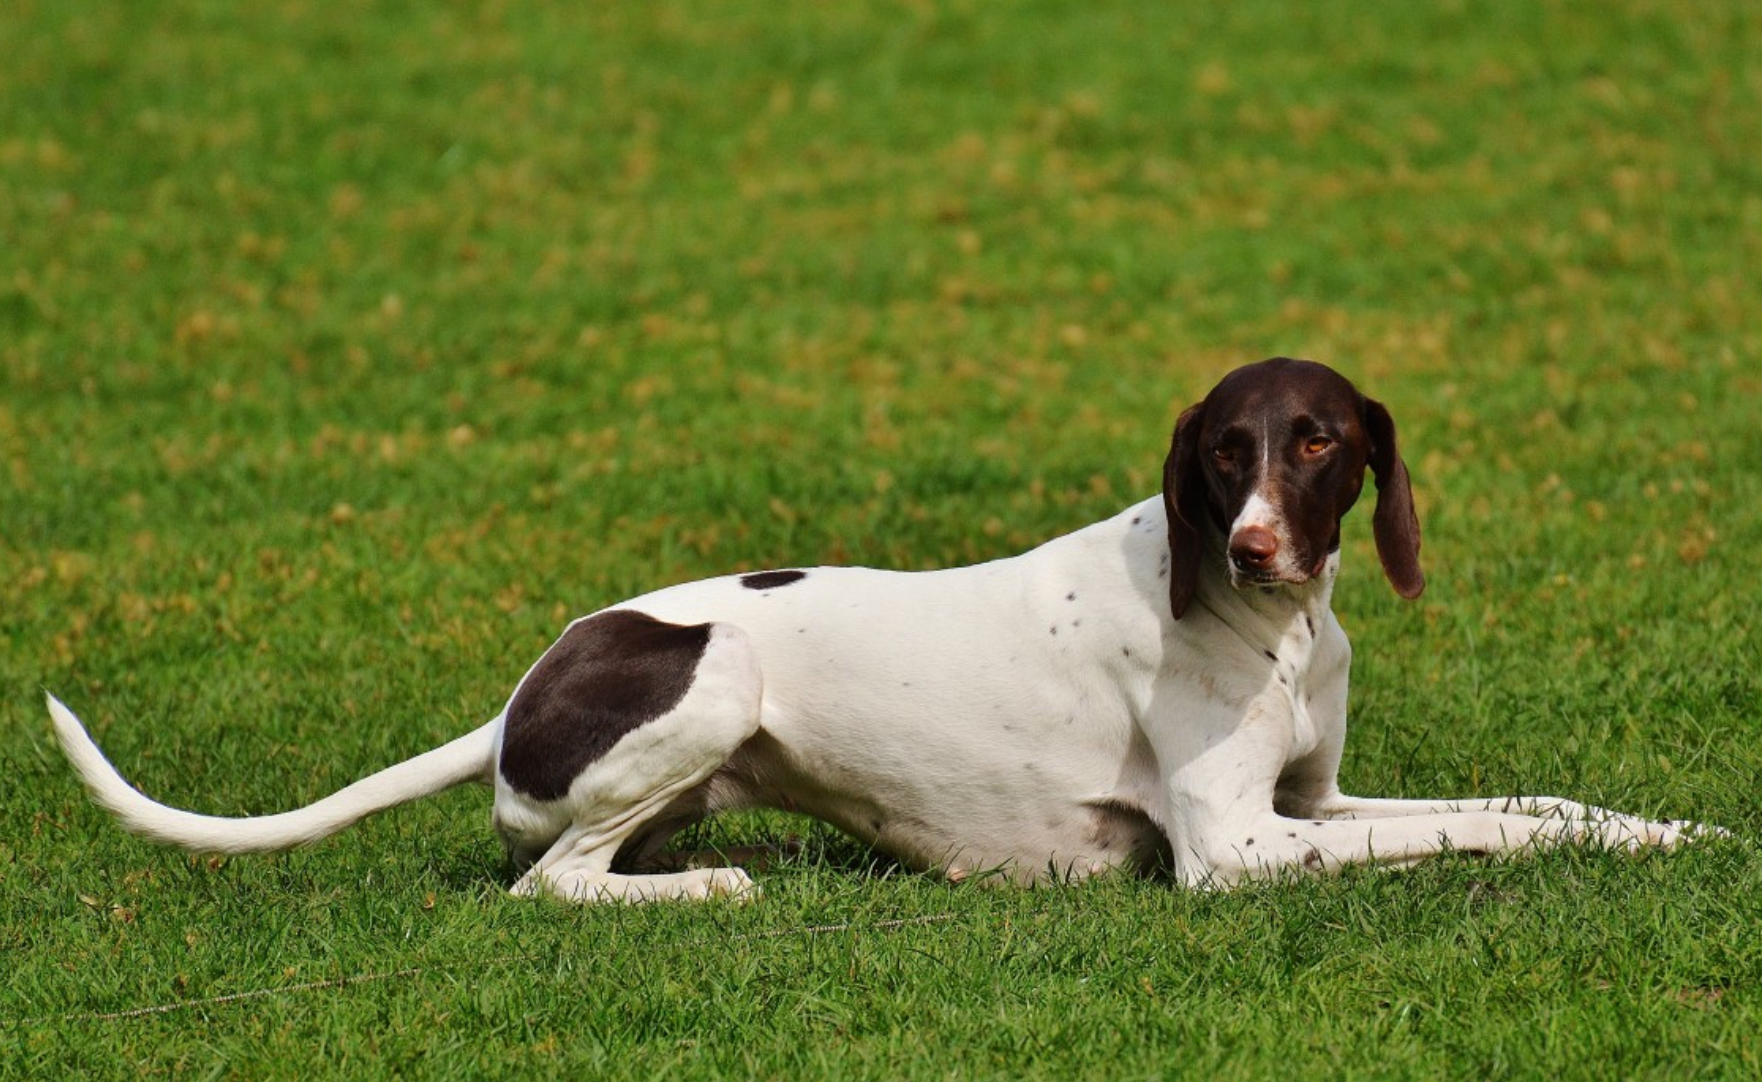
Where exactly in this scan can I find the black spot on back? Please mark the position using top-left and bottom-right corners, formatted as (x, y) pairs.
(742, 569), (807, 591)
(499, 610), (711, 801)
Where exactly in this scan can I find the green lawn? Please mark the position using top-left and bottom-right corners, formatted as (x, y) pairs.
(4, 1), (1760, 1077)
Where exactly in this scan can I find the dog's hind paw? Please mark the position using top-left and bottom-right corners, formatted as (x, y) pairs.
(512, 865), (762, 905)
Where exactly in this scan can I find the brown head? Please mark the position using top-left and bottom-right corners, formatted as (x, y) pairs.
(1160, 357), (1424, 618)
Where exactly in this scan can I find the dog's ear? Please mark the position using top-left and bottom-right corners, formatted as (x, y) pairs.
(1162, 402), (1207, 619)
(1362, 396), (1424, 599)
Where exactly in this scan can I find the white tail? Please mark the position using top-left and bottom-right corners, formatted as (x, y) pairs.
(45, 692), (497, 854)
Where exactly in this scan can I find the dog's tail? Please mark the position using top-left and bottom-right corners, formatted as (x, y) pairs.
(45, 692), (498, 854)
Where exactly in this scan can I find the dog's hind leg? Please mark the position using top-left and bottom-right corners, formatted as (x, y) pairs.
(492, 610), (764, 904)
(512, 799), (759, 904)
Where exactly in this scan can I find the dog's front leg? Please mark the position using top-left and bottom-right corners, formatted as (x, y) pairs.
(1171, 773), (1690, 886)
(1311, 793), (1715, 844)
(1271, 737), (1716, 843)
(1175, 808), (1685, 887)
(1151, 702), (1696, 888)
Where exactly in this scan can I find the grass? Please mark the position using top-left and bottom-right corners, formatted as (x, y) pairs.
(3, 0), (1760, 1077)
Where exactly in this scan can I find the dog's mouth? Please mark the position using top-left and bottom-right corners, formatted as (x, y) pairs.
(1227, 553), (1332, 592)
(1228, 566), (1306, 591)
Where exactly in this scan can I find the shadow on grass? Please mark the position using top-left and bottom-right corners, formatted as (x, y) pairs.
(422, 812), (919, 898)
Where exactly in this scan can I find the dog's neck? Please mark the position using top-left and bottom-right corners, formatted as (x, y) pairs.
(1191, 529), (1338, 666)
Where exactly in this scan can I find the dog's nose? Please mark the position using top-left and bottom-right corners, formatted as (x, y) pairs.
(1229, 526), (1279, 572)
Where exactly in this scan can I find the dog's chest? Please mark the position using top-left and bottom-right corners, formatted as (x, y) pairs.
(1261, 612), (1335, 764)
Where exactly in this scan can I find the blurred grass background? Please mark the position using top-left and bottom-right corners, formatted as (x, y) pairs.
(2, 1), (1759, 1078)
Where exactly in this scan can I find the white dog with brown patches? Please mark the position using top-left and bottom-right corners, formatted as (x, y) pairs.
(47, 358), (1711, 903)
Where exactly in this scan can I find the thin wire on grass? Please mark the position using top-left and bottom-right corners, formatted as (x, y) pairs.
(11, 913), (959, 1027)
(47, 967), (428, 1024)
(730, 912), (956, 942)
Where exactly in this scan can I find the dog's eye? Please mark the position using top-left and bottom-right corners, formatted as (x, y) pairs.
(1303, 436), (1332, 456)
(1211, 447), (1236, 466)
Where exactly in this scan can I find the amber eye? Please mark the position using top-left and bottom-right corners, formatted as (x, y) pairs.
(1303, 436), (1333, 456)
(1211, 447), (1236, 466)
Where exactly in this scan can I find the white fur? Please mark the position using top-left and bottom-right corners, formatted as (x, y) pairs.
(45, 496), (1710, 903)
(46, 692), (494, 851)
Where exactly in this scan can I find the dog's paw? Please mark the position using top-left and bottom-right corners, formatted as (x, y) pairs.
(1591, 817), (1730, 852)
(691, 867), (762, 903)
(1663, 819), (1733, 844)
(515, 866), (762, 905)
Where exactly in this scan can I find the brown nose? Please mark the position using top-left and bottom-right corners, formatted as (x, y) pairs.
(1229, 526), (1279, 572)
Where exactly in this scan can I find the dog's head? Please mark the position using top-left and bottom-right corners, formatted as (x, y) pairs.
(1161, 357), (1423, 619)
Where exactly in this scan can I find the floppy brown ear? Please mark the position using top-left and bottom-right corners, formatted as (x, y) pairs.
(1162, 402), (1207, 619)
(1362, 397), (1425, 599)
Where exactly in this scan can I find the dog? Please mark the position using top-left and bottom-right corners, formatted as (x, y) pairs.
(48, 357), (1709, 903)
